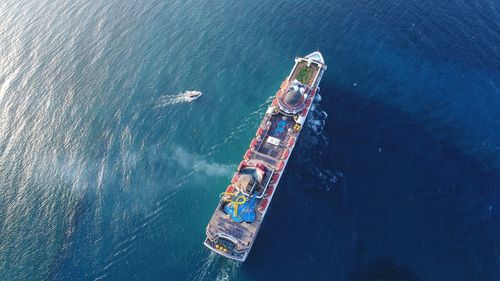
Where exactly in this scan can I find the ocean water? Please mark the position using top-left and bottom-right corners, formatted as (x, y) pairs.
(0, 0), (499, 280)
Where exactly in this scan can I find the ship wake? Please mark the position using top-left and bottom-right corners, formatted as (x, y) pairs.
(189, 252), (240, 281)
(301, 92), (347, 193)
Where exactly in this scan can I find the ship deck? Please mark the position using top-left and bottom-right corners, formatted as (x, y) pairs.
(205, 112), (298, 251)
(257, 115), (296, 160)
(206, 202), (263, 248)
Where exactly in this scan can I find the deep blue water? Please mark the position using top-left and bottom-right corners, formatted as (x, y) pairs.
(0, 0), (499, 280)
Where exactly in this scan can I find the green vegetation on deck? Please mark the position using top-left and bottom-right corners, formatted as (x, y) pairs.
(296, 66), (314, 84)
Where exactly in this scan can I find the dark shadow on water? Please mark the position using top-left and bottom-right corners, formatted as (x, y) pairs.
(350, 258), (420, 281)
(240, 79), (500, 281)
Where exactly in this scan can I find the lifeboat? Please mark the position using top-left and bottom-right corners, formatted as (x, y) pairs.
(277, 160), (285, 171)
(259, 198), (269, 212)
(271, 173), (280, 183)
(287, 137), (295, 147)
(281, 149), (290, 159)
(256, 127), (264, 136)
(237, 161), (246, 171)
(310, 89), (316, 98)
(305, 98), (312, 107)
(272, 98), (278, 106)
(226, 185), (235, 193)
(301, 108), (308, 116)
(250, 138), (258, 148)
(266, 185), (274, 197)
(231, 173), (240, 183)
(244, 149), (252, 161)
(280, 80), (288, 89)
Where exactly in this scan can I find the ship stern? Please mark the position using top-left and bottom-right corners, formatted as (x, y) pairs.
(203, 236), (249, 262)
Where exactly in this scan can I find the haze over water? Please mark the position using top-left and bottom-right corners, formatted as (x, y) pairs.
(1, 0), (499, 280)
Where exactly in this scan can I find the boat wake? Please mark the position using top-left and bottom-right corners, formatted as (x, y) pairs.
(190, 253), (219, 281)
(300, 92), (347, 193)
(308, 108), (328, 135)
(313, 166), (346, 192)
(189, 252), (240, 281)
(215, 261), (240, 281)
(155, 90), (202, 107)
(303, 93), (328, 146)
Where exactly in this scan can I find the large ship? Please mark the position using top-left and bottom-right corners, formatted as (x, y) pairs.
(204, 51), (327, 261)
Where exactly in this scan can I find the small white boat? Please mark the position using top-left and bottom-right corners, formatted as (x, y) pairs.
(185, 90), (202, 101)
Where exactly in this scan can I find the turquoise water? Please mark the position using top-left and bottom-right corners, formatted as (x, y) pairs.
(1, 0), (499, 280)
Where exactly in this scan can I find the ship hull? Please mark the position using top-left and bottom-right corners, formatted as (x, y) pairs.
(204, 51), (327, 261)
